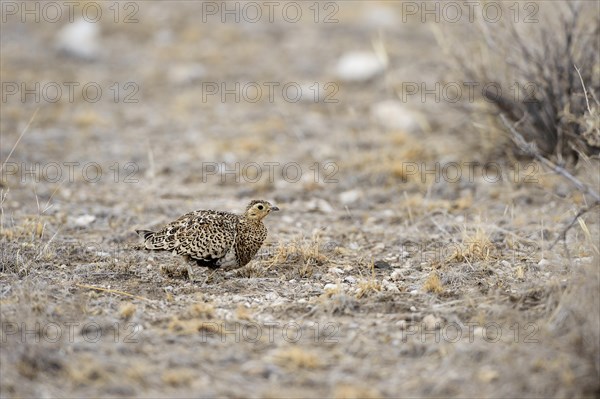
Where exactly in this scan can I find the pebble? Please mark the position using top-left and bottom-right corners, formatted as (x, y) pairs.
(265, 292), (279, 301)
(395, 320), (407, 330)
(371, 100), (420, 132)
(410, 306), (417, 312)
(306, 198), (334, 213)
(383, 280), (400, 293)
(390, 269), (403, 281)
(324, 283), (338, 291)
(56, 18), (100, 60)
(363, 6), (398, 28)
(373, 243), (385, 251)
(374, 260), (392, 269)
(538, 259), (550, 267)
(343, 276), (357, 284)
(339, 189), (361, 205)
(336, 51), (385, 82)
(500, 260), (511, 268)
(168, 63), (206, 85)
(70, 214), (96, 227)
(330, 267), (344, 275)
(423, 314), (442, 330)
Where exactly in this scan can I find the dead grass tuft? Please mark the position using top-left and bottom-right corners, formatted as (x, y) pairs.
(161, 369), (195, 387)
(274, 347), (323, 370)
(356, 271), (382, 299)
(267, 235), (329, 278)
(333, 384), (382, 399)
(448, 227), (496, 264)
(423, 271), (444, 294)
(118, 302), (137, 320)
(185, 302), (215, 319)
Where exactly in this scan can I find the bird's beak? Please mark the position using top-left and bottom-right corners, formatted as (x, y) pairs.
(271, 206), (280, 211)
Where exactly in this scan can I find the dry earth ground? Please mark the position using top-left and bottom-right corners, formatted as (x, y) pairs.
(1, 1), (599, 398)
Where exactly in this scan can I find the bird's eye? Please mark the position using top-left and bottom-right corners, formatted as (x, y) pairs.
(257, 205), (264, 210)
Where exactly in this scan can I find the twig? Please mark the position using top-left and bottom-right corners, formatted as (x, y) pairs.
(550, 204), (596, 250)
(75, 283), (153, 302)
(573, 64), (592, 114)
(0, 108), (39, 175)
(500, 114), (600, 203)
(500, 114), (600, 248)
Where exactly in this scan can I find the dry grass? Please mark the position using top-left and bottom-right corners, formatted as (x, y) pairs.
(273, 347), (323, 370)
(448, 227), (496, 264)
(1, 2), (599, 398)
(423, 271), (443, 294)
(266, 235), (329, 278)
(355, 275), (382, 299)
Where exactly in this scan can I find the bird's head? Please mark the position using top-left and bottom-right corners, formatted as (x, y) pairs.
(244, 200), (279, 220)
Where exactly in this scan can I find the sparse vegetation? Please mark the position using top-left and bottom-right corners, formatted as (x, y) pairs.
(1, 2), (599, 398)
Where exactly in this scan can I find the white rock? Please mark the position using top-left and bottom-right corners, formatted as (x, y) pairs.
(339, 189), (362, 205)
(71, 214), (95, 227)
(306, 198), (334, 213)
(538, 259), (550, 267)
(390, 269), (404, 282)
(336, 51), (385, 82)
(344, 276), (357, 284)
(56, 19), (100, 60)
(383, 282), (400, 293)
(324, 284), (339, 293)
(363, 7), (398, 28)
(423, 314), (442, 330)
(168, 63), (207, 85)
(299, 82), (329, 103)
(330, 267), (344, 275)
(265, 292), (279, 301)
(501, 260), (511, 268)
(371, 100), (420, 132)
(410, 306), (417, 312)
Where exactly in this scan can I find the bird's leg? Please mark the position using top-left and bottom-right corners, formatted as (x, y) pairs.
(184, 263), (194, 281)
(182, 255), (197, 282)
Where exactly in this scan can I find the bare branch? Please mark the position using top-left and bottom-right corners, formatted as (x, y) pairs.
(500, 114), (600, 203)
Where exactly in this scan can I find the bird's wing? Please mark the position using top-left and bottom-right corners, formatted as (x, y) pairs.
(145, 211), (238, 261)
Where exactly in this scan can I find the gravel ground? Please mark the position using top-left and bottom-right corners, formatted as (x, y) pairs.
(1, 2), (599, 398)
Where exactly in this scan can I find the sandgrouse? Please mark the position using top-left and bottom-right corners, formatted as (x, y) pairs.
(136, 200), (279, 271)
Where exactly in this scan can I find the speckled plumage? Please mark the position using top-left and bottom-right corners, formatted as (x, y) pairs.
(136, 200), (279, 270)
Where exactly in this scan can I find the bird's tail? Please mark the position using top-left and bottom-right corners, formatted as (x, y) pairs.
(135, 229), (155, 241)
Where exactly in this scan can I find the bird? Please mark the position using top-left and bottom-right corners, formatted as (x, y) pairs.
(135, 200), (279, 274)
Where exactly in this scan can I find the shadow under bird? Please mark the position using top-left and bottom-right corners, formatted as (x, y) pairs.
(136, 200), (279, 271)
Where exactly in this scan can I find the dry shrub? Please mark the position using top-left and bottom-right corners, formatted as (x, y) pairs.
(547, 258), (600, 384)
(443, 2), (599, 163)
